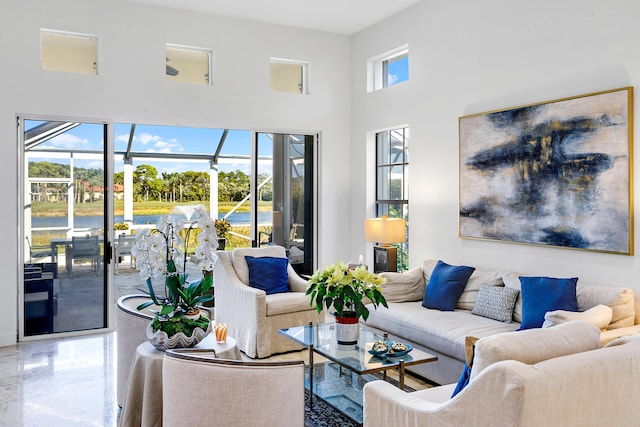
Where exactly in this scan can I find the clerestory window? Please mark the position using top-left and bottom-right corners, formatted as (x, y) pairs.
(165, 44), (212, 85)
(367, 45), (409, 92)
(270, 58), (308, 94)
(41, 29), (98, 75)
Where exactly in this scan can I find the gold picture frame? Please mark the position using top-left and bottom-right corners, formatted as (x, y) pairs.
(459, 87), (634, 255)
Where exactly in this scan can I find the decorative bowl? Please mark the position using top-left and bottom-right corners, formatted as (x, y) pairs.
(146, 321), (212, 351)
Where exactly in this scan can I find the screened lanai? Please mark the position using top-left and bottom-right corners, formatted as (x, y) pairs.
(20, 118), (315, 338)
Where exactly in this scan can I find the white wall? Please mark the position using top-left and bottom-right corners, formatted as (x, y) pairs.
(0, 0), (352, 346)
(351, 0), (640, 289)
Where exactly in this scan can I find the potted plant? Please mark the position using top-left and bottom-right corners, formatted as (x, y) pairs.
(306, 261), (388, 345)
(214, 218), (231, 250)
(132, 206), (218, 350)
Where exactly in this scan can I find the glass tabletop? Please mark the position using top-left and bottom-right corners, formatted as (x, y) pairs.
(279, 322), (436, 375)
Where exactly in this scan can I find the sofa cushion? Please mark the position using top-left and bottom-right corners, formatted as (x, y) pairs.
(364, 302), (519, 362)
(576, 284), (635, 329)
(518, 276), (578, 330)
(232, 246), (287, 285)
(379, 267), (425, 302)
(245, 256), (289, 294)
(542, 304), (613, 330)
(469, 320), (600, 381)
(422, 261), (475, 311)
(471, 285), (519, 323)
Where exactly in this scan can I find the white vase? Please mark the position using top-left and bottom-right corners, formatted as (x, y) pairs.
(335, 314), (359, 346)
(146, 321), (212, 351)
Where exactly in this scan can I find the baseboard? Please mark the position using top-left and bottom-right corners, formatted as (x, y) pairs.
(0, 332), (16, 348)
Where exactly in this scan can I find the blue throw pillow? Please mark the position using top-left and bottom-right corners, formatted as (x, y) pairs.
(518, 276), (578, 330)
(244, 256), (289, 295)
(451, 362), (472, 398)
(422, 260), (475, 311)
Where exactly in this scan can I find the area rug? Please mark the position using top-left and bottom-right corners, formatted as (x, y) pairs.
(303, 363), (415, 427)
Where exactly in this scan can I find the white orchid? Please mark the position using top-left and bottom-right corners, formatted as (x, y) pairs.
(133, 205), (218, 322)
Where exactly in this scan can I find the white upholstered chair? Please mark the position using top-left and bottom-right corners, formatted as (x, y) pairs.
(162, 349), (305, 427)
(214, 246), (325, 358)
(116, 294), (155, 408)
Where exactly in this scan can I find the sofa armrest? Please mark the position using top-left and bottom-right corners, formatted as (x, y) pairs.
(364, 380), (443, 427)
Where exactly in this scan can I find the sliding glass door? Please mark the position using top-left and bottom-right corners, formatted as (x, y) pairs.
(255, 133), (315, 275)
(20, 118), (109, 338)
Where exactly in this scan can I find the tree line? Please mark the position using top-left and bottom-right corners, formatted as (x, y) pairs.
(29, 161), (272, 203)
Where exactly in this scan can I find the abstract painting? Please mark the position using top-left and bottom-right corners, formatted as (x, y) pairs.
(459, 87), (633, 254)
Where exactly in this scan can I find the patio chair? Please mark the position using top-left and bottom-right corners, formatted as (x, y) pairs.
(115, 234), (136, 273)
(66, 235), (101, 275)
(163, 349), (304, 427)
(25, 236), (53, 262)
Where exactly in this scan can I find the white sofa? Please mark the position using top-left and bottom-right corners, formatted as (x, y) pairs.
(363, 259), (640, 385)
(363, 323), (640, 427)
(214, 246), (325, 358)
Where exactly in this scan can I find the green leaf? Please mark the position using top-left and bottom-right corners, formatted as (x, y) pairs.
(136, 301), (154, 311)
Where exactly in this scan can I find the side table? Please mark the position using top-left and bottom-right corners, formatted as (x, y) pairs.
(119, 335), (240, 427)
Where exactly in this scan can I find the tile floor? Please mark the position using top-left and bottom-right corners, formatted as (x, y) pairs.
(0, 331), (433, 426)
(4, 261), (433, 426)
(0, 332), (119, 426)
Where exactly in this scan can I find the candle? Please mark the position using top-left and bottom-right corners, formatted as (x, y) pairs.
(358, 254), (363, 265)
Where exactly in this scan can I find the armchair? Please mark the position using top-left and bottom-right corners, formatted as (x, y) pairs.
(163, 349), (305, 427)
(363, 334), (640, 427)
(214, 246), (325, 358)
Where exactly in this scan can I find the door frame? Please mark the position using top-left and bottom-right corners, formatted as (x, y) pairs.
(17, 114), (114, 341)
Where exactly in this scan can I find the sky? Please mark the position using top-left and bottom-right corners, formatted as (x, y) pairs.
(25, 120), (275, 176)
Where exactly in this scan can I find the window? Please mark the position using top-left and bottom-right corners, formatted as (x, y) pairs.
(367, 45), (409, 92)
(41, 30), (97, 75)
(270, 58), (308, 94)
(376, 127), (409, 269)
(165, 44), (212, 85)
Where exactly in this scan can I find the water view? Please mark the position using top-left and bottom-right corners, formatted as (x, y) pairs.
(31, 211), (273, 229)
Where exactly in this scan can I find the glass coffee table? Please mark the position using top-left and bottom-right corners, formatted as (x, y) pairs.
(279, 322), (437, 424)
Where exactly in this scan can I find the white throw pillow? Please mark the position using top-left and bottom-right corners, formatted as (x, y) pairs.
(379, 267), (425, 302)
(577, 284), (635, 329)
(542, 304), (613, 330)
(458, 270), (504, 310)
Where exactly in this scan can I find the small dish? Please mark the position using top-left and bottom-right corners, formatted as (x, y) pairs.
(368, 340), (391, 356)
(385, 342), (412, 357)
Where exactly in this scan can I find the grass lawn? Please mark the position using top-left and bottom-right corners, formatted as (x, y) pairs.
(30, 200), (269, 216)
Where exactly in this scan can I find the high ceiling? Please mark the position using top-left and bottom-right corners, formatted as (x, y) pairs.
(123, 0), (422, 35)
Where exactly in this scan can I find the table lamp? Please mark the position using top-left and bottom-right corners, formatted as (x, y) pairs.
(364, 215), (406, 273)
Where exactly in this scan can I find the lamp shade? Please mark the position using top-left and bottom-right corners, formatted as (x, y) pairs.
(364, 216), (406, 245)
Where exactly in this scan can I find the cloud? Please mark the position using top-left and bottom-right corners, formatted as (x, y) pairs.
(115, 132), (185, 153)
(48, 133), (91, 149)
(388, 73), (399, 85)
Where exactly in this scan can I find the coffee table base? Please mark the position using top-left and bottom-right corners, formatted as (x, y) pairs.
(306, 362), (412, 425)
